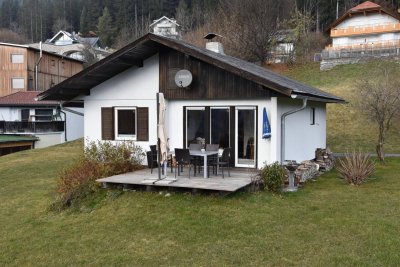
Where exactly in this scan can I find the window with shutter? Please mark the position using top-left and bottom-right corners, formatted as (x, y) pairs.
(101, 106), (149, 142)
(137, 107), (149, 141)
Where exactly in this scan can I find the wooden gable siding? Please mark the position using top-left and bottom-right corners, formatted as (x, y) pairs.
(0, 46), (28, 97)
(27, 50), (83, 91)
(159, 48), (279, 100)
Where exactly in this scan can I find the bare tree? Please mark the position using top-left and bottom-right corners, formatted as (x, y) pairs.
(286, 9), (327, 64)
(356, 61), (400, 162)
(52, 18), (71, 34)
(113, 17), (150, 49)
(0, 28), (28, 44)
(215, 0), (293, 64)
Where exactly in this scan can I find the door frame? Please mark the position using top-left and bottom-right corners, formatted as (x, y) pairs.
(235, 106), (257, 168)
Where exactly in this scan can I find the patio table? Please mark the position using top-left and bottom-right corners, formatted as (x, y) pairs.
(189, 150), (219, 178)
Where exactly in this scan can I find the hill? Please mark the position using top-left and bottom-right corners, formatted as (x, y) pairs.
(1, 140), (400, 265)
(279, 62), (400, 153)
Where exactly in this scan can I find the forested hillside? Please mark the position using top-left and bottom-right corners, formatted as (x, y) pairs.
(1, 0), (400, 49)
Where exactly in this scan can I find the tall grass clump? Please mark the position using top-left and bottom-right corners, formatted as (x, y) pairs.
(336, 151), (375, 185)
(50, 140), (145, 211)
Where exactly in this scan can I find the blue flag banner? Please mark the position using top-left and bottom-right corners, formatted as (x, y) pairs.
(262, 107), (271, 139)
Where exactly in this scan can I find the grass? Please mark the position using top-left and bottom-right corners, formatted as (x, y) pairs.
(281, 61), (400, 153)
(1, 140), (400, 266)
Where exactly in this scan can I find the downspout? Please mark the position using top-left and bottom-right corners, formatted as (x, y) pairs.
(58, 109), (67, 142)
(34, 41), (43, 91)
(280, 97), (308, 163)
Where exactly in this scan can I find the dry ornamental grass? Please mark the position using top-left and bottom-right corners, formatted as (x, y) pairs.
(336, 151), (375, 185)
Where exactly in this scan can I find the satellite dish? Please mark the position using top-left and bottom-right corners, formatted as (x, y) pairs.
(175, 69), (192, 88)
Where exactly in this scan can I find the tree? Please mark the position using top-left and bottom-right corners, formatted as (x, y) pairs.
(79, 6), (89, 34)
(175, 0), (191, 34)
(0, 28), (28, 44)
(216, 0), (293, 63)
(52, 18), (71, 34)
(356, 61), (400, 162)
(97, 7), (115, 47)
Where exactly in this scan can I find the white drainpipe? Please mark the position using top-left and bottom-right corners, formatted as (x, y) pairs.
(34, 42), (43, 91)
(280, 97), (308, 163)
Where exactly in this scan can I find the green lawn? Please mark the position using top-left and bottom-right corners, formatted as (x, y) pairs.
(282, 61), (400, 153)
(1, 140), (400, 266)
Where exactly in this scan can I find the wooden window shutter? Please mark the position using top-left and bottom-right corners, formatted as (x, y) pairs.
(101, 107), (114, 140)
(137, 107), (149, 141)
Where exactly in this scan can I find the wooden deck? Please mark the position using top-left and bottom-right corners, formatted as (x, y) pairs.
(97, 167), (257, 194)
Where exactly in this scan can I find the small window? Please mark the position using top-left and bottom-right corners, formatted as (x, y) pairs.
(310, 107), (316, 125)
(11, 78), (25, 89)
(21, 109), (30, 121)
(35, 109), (53, 121)
(28, 76), (34, 90)
(51, 60), (56, 67)
(11, 54), (24, 63)
(61, 61), (65, 69)
(114, 107), (136, 140)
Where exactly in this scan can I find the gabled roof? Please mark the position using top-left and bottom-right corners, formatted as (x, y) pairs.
(0, 91), (58, 107)
(150, 16), (180, 27)
(0, 42), (84, 63)
(329, 1), (400, 30)
(349, 1), (380, 11)
(48, 30), (75, 44)
(37, 33), (344, 103)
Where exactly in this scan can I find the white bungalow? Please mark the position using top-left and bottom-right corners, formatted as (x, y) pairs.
(38, 33), (343, 168)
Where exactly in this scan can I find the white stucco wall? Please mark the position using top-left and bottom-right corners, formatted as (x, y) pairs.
(276, 98), (326, 163)
(81, 54), (159, 154)
(64, 108), (84, 141)
(167, 99), (274, 168)
(336, 13), (398, 29)
(34, 132), (64, 148)
(0, 107), (17, 121)
(333, 13), (400, 47)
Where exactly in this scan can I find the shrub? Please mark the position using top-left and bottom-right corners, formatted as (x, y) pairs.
(84, 140), (145, 175)
(50, 140), (145, 211)
(259, 162), (286, 193)
(336, 151), (375, 185)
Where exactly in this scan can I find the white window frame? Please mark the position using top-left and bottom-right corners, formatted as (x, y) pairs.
(11, 54), (24, 64)
(235, 106), (257, 168)
(114, 107), (137, 140)
(11, 77), (25, 89)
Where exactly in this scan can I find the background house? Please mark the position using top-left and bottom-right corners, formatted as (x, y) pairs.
(150, 16), (180, 39)
(0, 91), (83, 149)
(38, 33), (343, 167)
(0, 42), (84, 98)
(321, 1), (400, 70)
(30, 31), (110, 61)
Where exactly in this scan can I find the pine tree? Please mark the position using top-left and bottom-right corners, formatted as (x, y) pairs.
(97, 7), (115, 47)
(80, 6), (89, 35)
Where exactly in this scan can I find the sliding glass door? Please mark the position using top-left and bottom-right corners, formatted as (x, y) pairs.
(210, 107), (230, 148)
(186, 107), (206, 147)
(235, 107), (256, 168)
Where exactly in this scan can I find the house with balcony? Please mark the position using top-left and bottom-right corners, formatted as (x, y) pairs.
(0, 42), (84, 98)
(30, 30), (110, 61)
(0, 91), (83, 149)
(321, 1), (400, 70)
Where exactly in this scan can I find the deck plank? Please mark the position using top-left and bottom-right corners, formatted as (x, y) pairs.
(97, 168), (255, 192)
